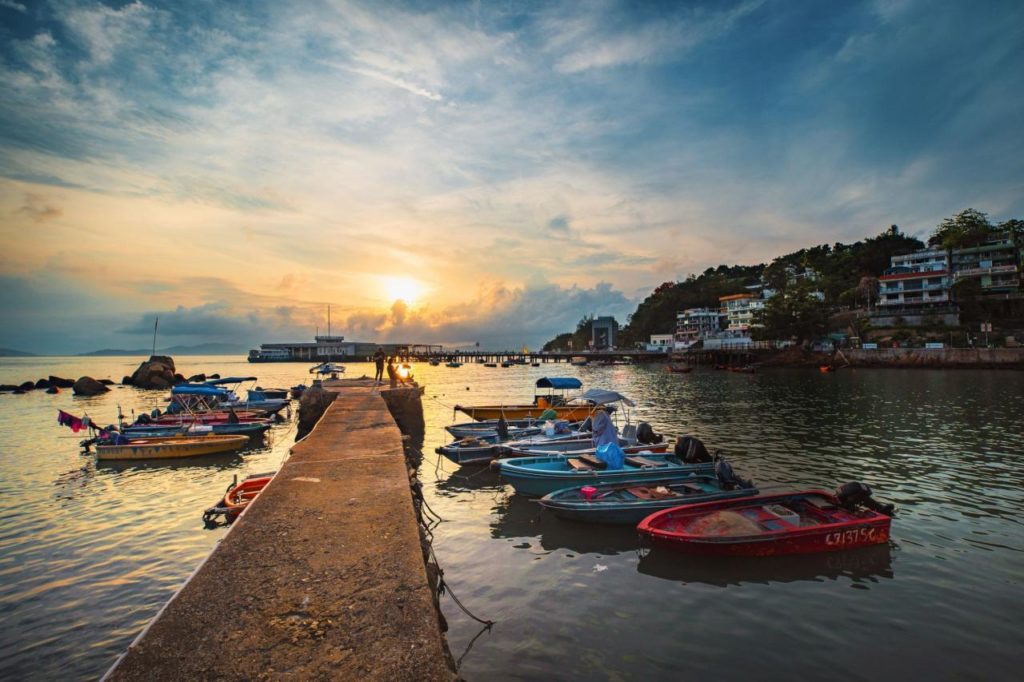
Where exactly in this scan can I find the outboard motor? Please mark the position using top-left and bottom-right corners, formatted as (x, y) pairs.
(636, 422), (663, 445)
(715, 457), (754, 490)
(675, 435), (712, 464)
(836, 482), (895, 515)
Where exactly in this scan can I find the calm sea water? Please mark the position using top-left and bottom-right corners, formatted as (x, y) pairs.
(1, 357), (1022, 680)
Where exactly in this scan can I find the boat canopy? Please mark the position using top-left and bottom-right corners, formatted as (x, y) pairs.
(171, 384), (230, 396)
(204, 376), (258, 385)
(535, 377), (583, 390)
(578, 388), (635, 407)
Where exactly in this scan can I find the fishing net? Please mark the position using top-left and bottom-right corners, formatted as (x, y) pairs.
(687, 511), (761, 536)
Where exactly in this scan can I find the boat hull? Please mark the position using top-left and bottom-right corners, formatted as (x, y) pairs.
(498, 454), (716, 497)
(122, 422), (271, 438)
(454, 405), (600, 421)
(637, 491), (892, 556)
(540, 476), (758, 524)
(96, 435), (249, 460)
(223, 475), (273, 518)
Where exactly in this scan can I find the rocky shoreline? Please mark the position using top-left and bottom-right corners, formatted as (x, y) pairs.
(0, 356), (224, 396)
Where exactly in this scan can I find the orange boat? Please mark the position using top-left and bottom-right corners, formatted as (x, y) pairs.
(666, 365), (693, 374)
(222, 474), (274, 519)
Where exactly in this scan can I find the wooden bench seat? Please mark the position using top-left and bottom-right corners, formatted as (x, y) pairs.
(625, 455), (665, 468)
(567, 458), (595, 471)
(578, 454), (607, 469)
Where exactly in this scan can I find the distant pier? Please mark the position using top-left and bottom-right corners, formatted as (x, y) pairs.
(104, 381), (453, 681)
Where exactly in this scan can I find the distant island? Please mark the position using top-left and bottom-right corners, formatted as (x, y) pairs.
(0, 348), (36, 357)
(78, 342), (248, 357)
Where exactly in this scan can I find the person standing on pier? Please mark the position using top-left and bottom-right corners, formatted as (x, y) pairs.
(373, 347), (386, 384)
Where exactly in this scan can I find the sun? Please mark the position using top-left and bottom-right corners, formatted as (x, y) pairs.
(383, 276), (425, 304)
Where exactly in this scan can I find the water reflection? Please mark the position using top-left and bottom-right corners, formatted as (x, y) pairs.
(637, 543), (895, 587)
(490, 494), (640, 555)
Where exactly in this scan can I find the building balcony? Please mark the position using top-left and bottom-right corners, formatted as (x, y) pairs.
(953, 264), (1019, 278)
(880, 269), (947, 281)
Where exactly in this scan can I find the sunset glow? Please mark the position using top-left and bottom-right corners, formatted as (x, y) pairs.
(383, 277), (425, 305)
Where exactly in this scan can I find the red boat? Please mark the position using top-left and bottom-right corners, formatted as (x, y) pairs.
(222, 474), (273, 519)
(202, 473), (275, 526)
(666, 365), (693, 374)
(637, 489), (892, 556)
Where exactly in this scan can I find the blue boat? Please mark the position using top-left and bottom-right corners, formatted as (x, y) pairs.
(122, 422), (271, 438)
(538, 474), (758, 524)
(497, 453), (716, 497)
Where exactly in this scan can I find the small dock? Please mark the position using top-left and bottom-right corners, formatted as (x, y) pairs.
(105, 383), (452, 681)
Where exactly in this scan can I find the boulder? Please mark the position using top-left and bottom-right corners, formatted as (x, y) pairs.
(46, 386), (60, 394)
(18, 381), (34, 391)
(129, 356), (177, 390)
(13, 388), (26, 394)
(173, 373), (187, 385)
(208, 373), (221, 379)
(187, 373), (207, 382)
(99, 379), (115, 385)
(121, 376), (134, 385)
(73, 376), (110, 396)
(49, 376), (75, 388)
(295, 384), (338, 441)
(0, 384), (18, 392)
(35, 378), (51, 389)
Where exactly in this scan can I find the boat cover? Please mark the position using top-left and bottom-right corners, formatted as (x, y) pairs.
(578, 388), (636, 407)
(203, 377), (258, 385)
(171, 384), (230, 396)
(535, 377), (583, 390)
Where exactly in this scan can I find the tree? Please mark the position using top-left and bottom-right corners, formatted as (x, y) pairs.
(855, 276), (880, 308)
(998, 218), (1024, 243)
(753, 283), (829, 343)
(929, 209), (993, 250)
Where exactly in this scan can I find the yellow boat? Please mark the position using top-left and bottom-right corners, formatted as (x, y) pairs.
(95, 435), (249, 460)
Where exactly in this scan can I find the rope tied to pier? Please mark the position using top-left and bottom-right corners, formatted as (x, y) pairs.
(403, 441), (495, 634)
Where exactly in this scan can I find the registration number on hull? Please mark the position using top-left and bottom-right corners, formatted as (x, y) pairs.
(824, 527), (886, 546)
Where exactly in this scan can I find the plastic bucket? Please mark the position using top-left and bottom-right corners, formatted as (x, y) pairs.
(581, 485), (598, 501)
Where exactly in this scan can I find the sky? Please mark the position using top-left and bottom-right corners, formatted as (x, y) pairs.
(1, 0), (1022, 354)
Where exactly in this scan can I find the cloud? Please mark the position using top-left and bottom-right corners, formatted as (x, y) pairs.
(340, 280), (635, 348)
(0, 0), (26, 13)
(14, 192), (61, 222)
(542, 0), (764, 73)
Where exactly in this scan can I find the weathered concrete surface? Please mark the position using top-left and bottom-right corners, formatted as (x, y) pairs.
(106, 384), (453, 681)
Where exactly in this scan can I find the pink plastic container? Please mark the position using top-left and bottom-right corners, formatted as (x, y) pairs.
(580, 486), (598, 501)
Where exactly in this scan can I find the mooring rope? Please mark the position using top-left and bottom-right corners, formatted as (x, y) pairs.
(404, 440), (495, 633)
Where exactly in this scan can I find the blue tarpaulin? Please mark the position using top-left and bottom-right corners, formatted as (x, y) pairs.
(596, 442), (625, 470)
(535, 377), (583, 390)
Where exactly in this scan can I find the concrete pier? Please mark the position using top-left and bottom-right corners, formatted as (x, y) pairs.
(106, 382), (453, 681)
